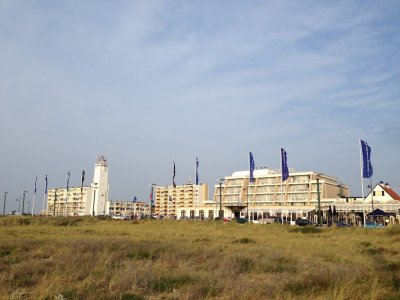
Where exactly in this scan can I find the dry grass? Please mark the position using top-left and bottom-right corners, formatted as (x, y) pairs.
(0, 216), (399, 299)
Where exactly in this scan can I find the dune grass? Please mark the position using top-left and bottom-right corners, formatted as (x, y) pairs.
(0, 216), (399, 299)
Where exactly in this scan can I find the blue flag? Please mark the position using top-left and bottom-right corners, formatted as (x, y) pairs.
(45, 175), (48, 194)
(34, 176), (37, 194)
(67, 171), (70, 191)
(81, 170), (85, 192)
(281, 148), (289, 181)
(173, 161), (176, 187)
(133, 196), (137, 202)
(249, 152), (255, 183)
(195, 157), (199, 185)
(361, 140), (373, 178)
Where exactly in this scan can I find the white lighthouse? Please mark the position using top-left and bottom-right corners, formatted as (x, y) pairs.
(90, 155), (109, 216)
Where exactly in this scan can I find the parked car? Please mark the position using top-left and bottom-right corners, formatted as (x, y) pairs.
(295, 218), (315, 226)
(112, 214), (123, 220)
(365, 221), (384, 228)
(235, 217), (248, 224)
(335, 221), (352, 227)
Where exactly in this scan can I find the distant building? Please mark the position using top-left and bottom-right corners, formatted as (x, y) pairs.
(108, 201), (150, 217)
(177, 168), (350, 221)
(213, 169), (349, 207)
(46, 156), (109, 216)
(335, 182), (400, 225)
(154, 183), (209, 218)
(46, 187), (93, 216)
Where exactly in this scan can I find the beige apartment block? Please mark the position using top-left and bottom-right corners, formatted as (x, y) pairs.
(47, 187), (93, 216)
(108, 201), (150, 217)
(155, 184), (209, 218)
(213, 169), (349, 208)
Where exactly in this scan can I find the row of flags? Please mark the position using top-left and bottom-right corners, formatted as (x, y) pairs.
(171, 158), (200, 188)
(38, 171), (86, 195)
(31, 171), (86, 213)
(249, 148), (290, 183)
(163, 139), (373, 198)
(249, 139), (373, 183)
(32, 140), (374, 210)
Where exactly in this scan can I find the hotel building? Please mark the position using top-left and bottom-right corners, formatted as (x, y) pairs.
(174, 168), (350, 221)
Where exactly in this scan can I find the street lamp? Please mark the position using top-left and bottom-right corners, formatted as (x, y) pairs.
(149, 183), (156, 218)
(3, 192), (7, 215)
(217, 179), (224, 221)
(16, 198), (20, 213)
(316, 177), (322, 226)
(21, 191), (27, 215)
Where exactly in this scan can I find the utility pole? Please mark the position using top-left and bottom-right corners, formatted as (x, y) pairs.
(150, 183), (156, 218)
(21, 191), (27, 215)
(317, 177), (322, 226)
(3, 192), (7, 215)
(219, 181), (223, 221)
(54, 189), (57, 216)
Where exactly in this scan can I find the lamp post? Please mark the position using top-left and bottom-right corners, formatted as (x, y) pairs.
(3, 192), (7, 215)
(316, 177), (322, 226)
(150, 183), (156, 218)
(218, 179), (224, 221)
(21, 191), (27, 215)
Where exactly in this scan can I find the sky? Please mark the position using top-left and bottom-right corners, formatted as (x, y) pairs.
(1, 1), (399, 213)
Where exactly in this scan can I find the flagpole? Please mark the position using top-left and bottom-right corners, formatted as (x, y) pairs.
(43, 175), (48, 216)
(195, 157), (198, 208)
(43, 192), (45, 214)
(32, 193), (36, 216)
(370, 178), (375, 223)
(359, 139), (366, 227)
(280, 149), (283, 224)
(32, 176), (37, 216)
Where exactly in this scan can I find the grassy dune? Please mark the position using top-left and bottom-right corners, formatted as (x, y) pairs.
(0, 217), (399, 299)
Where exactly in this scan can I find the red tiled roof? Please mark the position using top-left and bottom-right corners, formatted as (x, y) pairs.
(379, 184), (400, 201)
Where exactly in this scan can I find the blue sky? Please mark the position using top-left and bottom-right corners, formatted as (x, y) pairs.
(1, 1), (399, 213)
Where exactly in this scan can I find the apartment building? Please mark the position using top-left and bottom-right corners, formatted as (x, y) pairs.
(46, 155), (109, 216)
(47, 186), (93, 216)
(154, 183), (209, 218)
(108, 201), (150, 217)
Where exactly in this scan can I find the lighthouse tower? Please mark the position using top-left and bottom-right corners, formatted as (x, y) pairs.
(90, 155), (109, 216)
